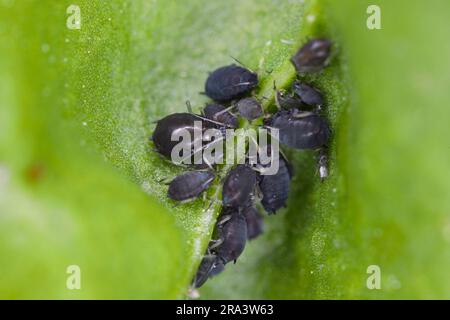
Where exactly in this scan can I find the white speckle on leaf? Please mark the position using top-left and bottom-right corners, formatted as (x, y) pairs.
(82, 121), (87, 126)
(386, 274), (402, 290)
(307, 14), (316, 23)
(332, 188), (337, 193)
(311, 229), (326, 256)
(140, 181), (152, 194)
(41, 43), (50, 53)
(280, 39), (294, 45)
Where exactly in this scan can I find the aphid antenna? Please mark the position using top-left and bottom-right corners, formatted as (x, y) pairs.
(215, 104), (236, 117)
(185, 100), (194, 114)
(192, 111), (235, 129)
(157, 176), (173, 185)
(175, 136), (227, 168)
(293, 110), (315, 118)
(229, 55), (255, 73)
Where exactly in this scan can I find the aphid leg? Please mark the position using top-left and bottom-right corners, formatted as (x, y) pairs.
(217, 214), (232, 226)
(157, 177), (172, 185)
(317, 148), (329, 181)
(208, 238), (224, 250)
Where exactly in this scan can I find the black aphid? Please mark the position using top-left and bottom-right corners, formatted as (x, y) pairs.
(168, 171), (215, 201)
(268, 109), (331, 150)
(293, 81), (324, 106)
(152, 113), (209, 159)
(203, 103), (238, 129)
(259, 154), (292, 214)
(242, 205), (264, 239)
(193, 254), (225, 288)
(205, 64), (258, 102)
(236, 97), (263, 121)
(222, 164), (257, 208)
(291, 38), (332, 73)
(214, 208), (248, 264)
(275, 90), (302, 110)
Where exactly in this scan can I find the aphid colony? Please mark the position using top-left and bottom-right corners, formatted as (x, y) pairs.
(151, 39), (332, 289)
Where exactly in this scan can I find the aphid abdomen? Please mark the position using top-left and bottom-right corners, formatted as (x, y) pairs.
(205, 64), (258, 102)
(243, 206), (264, 240)
(259, 157), (291, 214)
(168, 171), (215, 201)
(193, 255), (225, 288)
(236, 97), (263, 121)
(152, 113), (207, 159)
(270, 110), (331, 150)
(291, 38), (332, 73)
(215, 213), (248, 264)
(203, 103), (238, 128)
(222, 165), (257, 207)
(293, 82), (324, 106)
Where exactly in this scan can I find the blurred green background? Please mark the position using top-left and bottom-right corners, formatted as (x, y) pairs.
(0, 0), (449, 299)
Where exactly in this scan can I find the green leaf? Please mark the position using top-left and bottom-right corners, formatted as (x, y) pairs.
(1, 0), (449, 299)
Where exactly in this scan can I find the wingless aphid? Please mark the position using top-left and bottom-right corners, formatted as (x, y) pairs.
(193, 253), (225, 288)
(152, 113), (209, 159)
(275, 89), (302, 110)
(167, 170), (215, 201)
(258, 154), (292, 214)
(292, 81), (324, 107)
(242, 205), (264, 240)
(203, 103), (238, 129)
(205, 64), (258, 102)
(291, 38), (332, 73)
(267, 109), (331, 150)
(236, 97), (263, 121)
(222, 164), (257, 208)
(213, 207), (248, 264)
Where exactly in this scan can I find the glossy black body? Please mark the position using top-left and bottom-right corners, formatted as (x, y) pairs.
(293, 82), (324, 106)
(291, 39), (332, 73)
(259, 155), (291, 214)
(268, 109), (331, 149)
(205, 64), (258, 102)
(243, 206), (264, 239)
(152, 113), (208, 159)
(168, 171), (215, 201)
(193, 255), (225, 288)
(215, 211), (248, 264)
(222, 165), (256, 207)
